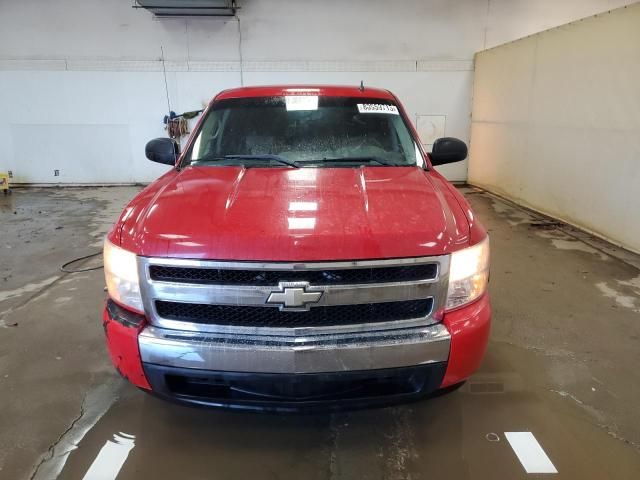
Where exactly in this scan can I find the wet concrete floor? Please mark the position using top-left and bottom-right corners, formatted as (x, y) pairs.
(1, 186), (639, 479)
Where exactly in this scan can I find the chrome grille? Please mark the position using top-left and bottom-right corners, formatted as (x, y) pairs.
(138, 256), (450, 336)
(155, 298), (434, 328)
(148, 263), (438, 285)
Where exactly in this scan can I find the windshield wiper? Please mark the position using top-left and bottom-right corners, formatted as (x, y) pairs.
(222, 154), (300, 168)
(313, 156), (401, 166)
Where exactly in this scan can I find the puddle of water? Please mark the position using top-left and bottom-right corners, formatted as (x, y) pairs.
(595, 281), (639, 312)
(530, 226), (609, 261)
(618, 274), (640, 292)
(50, 187), (141, 248)
(0, 276), (59, 303)
(550, 239), (609, 261)
(490, 199), (534, 226)
(31, 379), (122, 480)
(60, 275), (89, 284)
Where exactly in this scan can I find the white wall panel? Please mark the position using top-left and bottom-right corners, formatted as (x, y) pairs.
(0, 70), (239, 183)
(469, 4), (640, 253)
(0, 0), (635, 183)
(11, 124), (134, 183)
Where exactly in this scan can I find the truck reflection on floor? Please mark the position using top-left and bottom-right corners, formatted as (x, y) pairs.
(56, 383), (471, 480)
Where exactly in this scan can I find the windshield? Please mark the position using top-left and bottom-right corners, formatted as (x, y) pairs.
(184, 96), (421, 168)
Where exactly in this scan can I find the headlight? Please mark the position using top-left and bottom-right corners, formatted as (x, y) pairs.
(103, 239), (143, 313)
(446, 236), (490, 310)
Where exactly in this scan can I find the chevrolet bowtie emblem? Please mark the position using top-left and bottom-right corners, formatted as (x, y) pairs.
(266, 282), (323, 311)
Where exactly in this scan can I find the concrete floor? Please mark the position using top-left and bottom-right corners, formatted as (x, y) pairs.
(1, 186), (639, 479)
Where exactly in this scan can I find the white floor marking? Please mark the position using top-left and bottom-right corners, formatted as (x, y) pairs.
(82, 432), (135, 480)
(505, 432), (557, 474)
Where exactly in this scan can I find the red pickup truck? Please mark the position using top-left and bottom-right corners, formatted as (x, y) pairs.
(103, 85), (490, 411)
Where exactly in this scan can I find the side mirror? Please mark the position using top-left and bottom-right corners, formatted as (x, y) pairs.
(429, 137), (468, 166)
(145, 138), (179, 165)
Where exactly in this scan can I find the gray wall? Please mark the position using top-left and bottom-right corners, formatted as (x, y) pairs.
(468, 3), (640, 253)
(0, 0), (634, 183)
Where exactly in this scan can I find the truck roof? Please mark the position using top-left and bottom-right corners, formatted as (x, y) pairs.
(215, 85), (396, 101)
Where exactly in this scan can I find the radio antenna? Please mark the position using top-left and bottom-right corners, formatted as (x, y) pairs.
(359, 80), (365, 92)
(160, 46), (172, 113)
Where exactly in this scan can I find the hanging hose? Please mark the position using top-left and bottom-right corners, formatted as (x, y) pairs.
(60, 251), (103, 273)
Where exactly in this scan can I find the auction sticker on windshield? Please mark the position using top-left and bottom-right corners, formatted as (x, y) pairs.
(357, 104), (399, 115)
(285, 95), (319, 111)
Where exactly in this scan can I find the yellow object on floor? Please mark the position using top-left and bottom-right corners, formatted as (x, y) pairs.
(0, 172), (11, 194)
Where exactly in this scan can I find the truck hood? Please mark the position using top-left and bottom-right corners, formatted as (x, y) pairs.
(119, 166), (470, 261)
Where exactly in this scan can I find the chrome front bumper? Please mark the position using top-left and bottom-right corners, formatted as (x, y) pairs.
(138, 323), (451, 374)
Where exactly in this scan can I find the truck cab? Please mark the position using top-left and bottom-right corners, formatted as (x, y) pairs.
(102, 85), (491, 411)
